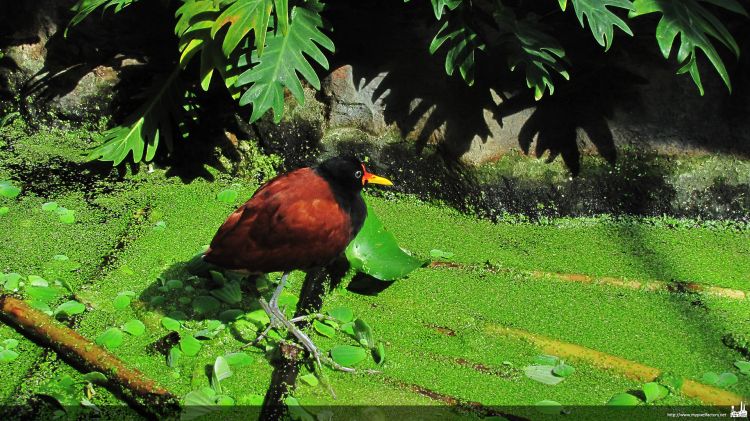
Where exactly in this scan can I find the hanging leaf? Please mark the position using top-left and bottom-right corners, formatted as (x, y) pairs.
(567, 0), (634, 51)
(429, 13), (485, 86)
(67, 0), (136, 32)
(345, 203), (426, 281)
(211, 0), (274, 57)
(236, 6), (334, 123)
(329, 345), (367, 366)
(630, 0), (746, 94)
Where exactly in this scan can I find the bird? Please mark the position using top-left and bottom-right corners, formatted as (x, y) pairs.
(202, 156), (393, 366)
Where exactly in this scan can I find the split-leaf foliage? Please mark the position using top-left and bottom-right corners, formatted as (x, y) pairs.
(66, 0), (748, 165)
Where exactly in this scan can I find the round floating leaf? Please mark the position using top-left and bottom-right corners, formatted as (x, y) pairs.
(42, 202), (59, 212)
(716, 372), (738, 388)
(217, 189), (238, 204)
(224, 352), (253, 368)
(735, 361), (750, 375)
(0, 207), (8, 216)
(27, 286), (60, 303)
(83, 372), (107, 384)
(0, 349), (19, 363)
(0, 181), (20, 198)
(345, 203), (426, 281)
(180, 335), (202, 357)
(429, 249), (455, 260)
(161, 316), (181, 331)
(29, 300), (53, 315)
(122, 319), (146, 336)
(534, 400), (563, 415)
(524, 365), (564, 385)
(58, 209), (75, 224)
(552, 362), (575, 378)
(534, 354), (560, 365)
(95, 328), (124, 350)
(193, 296), (220, 316)
(153, 221), (167, 231)
(113, 294), (131, 310)
(218, 309), (244, 323)
(299, 373), (319, 387)
(328, 306), (354, 323)
(330, 345), (367, 367)
(245, 309), (270, 328)
(52, 254), (68, 261)
(354, 319), (375, 348)
(657, 371), (684, 392)
(313, 320), (335, 338)
(166, 279), (183, 290)
(2, 339), (19, 350)
(643, 382), (669, 403)
(168, 346), (182, 368)
(54, 300), (86, 319)
(150, 295), (166, 306)
(3, 273), (21, 290)
(702, 372), (720, 385)
(340, 322), (355, 336)
(607, 392), (641, 406)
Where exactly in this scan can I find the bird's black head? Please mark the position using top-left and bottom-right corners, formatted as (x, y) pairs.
(316, 156), (393, 192)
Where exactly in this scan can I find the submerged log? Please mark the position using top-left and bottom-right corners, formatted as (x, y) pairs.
(0, 295), (179, 417)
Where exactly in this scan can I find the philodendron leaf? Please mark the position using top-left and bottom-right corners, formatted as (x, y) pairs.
(345, 203), (425, 281)
(568, 0), (634, 51)
(607, 392), (641, 406)
(329, 345), (367, 366)
(643, 382), (669, 403)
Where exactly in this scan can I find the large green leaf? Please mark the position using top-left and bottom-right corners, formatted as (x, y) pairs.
(429, 14), (485, 86)
(565, 0), (634, 51)
(67, 0), (137, 33)
(87, 69), (186, 165)
(211, 0), (274, 57)
(236, 6), (334, 123)
(494, 6), (569, 100)
(345, 203), (425, 281)
(630, 0), (746, 94)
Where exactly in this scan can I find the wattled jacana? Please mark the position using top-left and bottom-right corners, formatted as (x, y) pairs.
(203, 156), (392, 366)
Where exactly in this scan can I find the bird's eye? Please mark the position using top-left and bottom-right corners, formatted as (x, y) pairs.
(354, 170), (363, 178)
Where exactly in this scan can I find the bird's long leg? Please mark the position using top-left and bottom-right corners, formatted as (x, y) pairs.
(268, 271), (289, 311)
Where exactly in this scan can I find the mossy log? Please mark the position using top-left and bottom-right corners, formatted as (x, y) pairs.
(0, 295), (179, 417)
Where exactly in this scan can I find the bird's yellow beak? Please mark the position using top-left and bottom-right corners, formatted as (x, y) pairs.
(362, 165), (393, 186)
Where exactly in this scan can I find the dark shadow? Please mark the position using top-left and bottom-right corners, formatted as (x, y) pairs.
(345, 273), (395, 296)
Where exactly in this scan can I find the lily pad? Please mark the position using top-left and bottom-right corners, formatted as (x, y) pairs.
(153, 221), (167, 231)
(524, 365), (564, 385)
(95, 328), (124, 350)
(216, 189), (238, 204)
(3, 273), (21, 291)
(54, 300), (86, 319)
(161, 316), (182, 331)
(330, 345), (367, 366)
(224, 352), (253, 368)
(607, 392), (641, 406)
(28, 275), (49, 287)
(58, 208), (75, 224)
(0, 207), (8, 216)
(42, 202), (59, 212)
(122, 319), (146, 336)
(0, 181), (20, 198)
(345, 203), (426, 281)
(299, 373), (319, 387)
(193, 296), (220, 316)
(26, 286), (61, 302)
(113, 294), (131, 310)
(328, 306), (354, 323)
(2, 339), (19, 350)
(180, 335), (202, 357)
(0, 349), (19, 363)
(643, 382), (669, 403)
(313, 320), (335, 338)
(210, 281), (242, 304)
(218, 309), (244, 323)
(166, 279), (183, 290)
(716, 372), (738, 388)
(735, 361), (750, 375)
(429, 249), (455, 260)
(534, 400), (563, 415)
(552, 362), (575, 378)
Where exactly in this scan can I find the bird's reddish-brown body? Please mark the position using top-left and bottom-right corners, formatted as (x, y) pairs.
(203, 168), (354, 272)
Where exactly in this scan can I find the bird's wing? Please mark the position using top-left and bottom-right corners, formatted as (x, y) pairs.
(205, 168), (352, 271)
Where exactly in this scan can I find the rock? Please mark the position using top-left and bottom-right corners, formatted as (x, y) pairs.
(321, 65), (388, 135)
